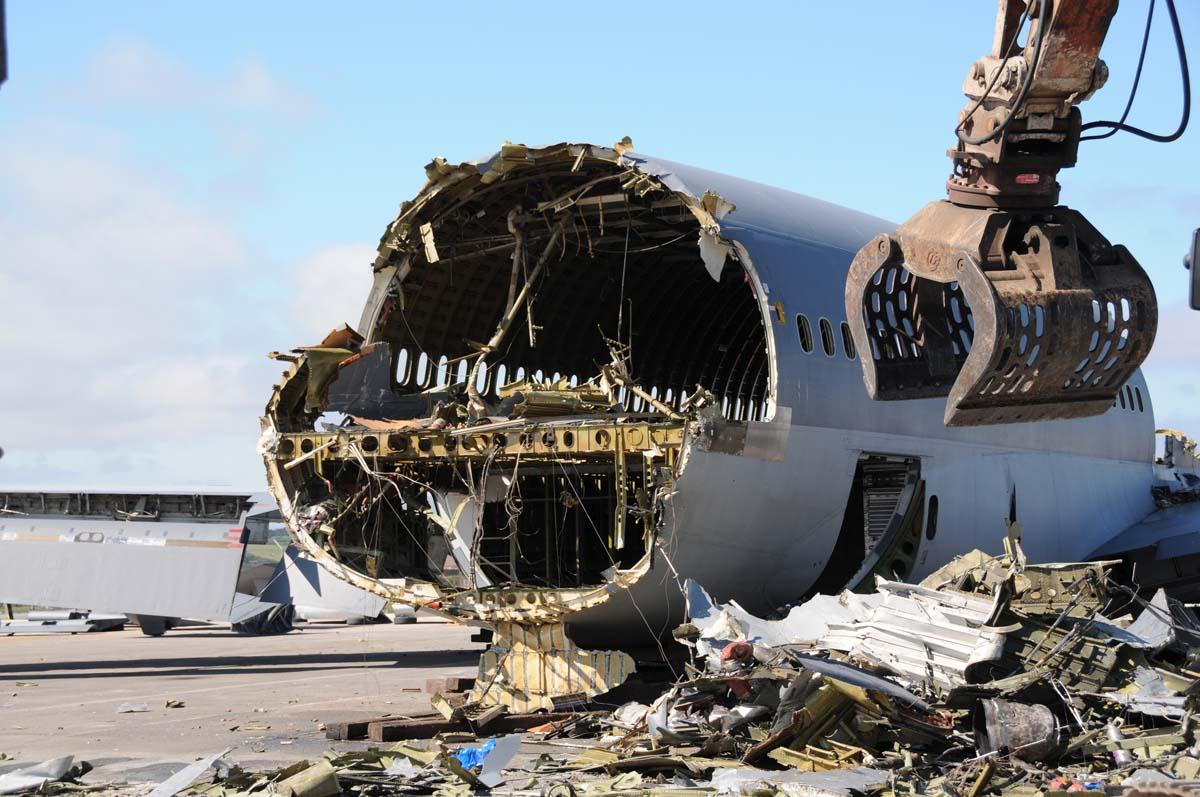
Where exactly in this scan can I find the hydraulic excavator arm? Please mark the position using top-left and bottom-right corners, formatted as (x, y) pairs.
(845, 0), (1171, 426)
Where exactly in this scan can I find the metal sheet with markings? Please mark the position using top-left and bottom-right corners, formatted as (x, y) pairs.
(0, 513), (250, 621)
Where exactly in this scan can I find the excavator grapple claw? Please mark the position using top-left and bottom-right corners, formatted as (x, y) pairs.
(845, 201), (1156, 426)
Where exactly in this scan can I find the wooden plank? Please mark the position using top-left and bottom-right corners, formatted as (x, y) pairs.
(424, 676), (477, 694)
(324, 713), (434, 741)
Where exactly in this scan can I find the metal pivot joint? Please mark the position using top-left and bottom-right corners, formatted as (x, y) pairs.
(845, 0), (1158, 426)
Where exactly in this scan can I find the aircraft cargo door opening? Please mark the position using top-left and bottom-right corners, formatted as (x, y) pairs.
(809, 453), (923, 596)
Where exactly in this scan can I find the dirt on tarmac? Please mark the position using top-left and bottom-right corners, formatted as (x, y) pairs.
(0, 617), (480, 786)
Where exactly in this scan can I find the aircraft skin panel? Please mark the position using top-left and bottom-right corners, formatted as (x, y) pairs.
(566, 421), (1153, 645)
(652, 155), (1157, 463)
(259, 143), (1160, 646)
(563, 150), (1157, 643)
(0, 518), (246, 619)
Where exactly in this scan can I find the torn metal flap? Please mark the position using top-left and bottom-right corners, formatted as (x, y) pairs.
(685, 579), (837, 656)
(478, 733), (521, 788)
(791, 654), (935, 714)
(1126, 588), (1200, 652)
(0, 757), (76, 796)
(147, 749), (231, 797)
(698, 231), (734, 281)
(419, 222), (439, 263)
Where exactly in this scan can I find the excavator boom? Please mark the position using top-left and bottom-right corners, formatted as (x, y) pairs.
(845, 0), (1158, 426)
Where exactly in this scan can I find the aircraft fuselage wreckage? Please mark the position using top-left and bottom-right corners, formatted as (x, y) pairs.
(259, 141), (1164, 711)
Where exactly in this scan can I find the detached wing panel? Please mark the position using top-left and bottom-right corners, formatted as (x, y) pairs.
(0, 518), (246, 619)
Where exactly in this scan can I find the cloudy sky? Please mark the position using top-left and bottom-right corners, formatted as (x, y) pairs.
(1, 2), (1197, 488)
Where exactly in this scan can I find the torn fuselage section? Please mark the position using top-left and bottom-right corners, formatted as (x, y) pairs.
(260, 143), (775, 643)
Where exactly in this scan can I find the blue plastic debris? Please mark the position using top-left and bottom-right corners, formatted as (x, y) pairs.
(453, 738), (496, 769)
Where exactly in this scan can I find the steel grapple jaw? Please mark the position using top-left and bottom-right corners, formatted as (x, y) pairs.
(844, 201), (1156, 426)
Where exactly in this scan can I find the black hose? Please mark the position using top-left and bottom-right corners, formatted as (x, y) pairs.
(1080, 0), (1155, 142)
(958, 0), (1052, 146)
(954, 2), (1033, 136)
(1081, 0), (1190, 143)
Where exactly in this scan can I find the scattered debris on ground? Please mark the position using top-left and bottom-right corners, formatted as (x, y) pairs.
(8, 527), (1200, 796)
(0, 757), (90, 795)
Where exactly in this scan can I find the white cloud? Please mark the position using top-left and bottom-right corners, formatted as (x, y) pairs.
(0, 124), (372, 486)
(83, 39), (312, 117)
(289, 243), (380, 343)
(0, 37), (361, 488)
(0, 130), (270, 478)
(1142, 302), (1200, 435)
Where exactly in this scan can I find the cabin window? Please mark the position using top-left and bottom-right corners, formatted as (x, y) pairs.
(1118, 390), (1126, 409)
(820, 318), (836, 357)
(1135, 386), (1144, 413)
(797, 314), (813, 353)
(396, 347), (411, 384)
(840, 321), (856, 359)
(925, 495), (939, 540)
(1125, 384), (1134, 410)
(414, 352), (430, 387)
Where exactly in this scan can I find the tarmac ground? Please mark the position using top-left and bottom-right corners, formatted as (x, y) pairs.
(0, 617), (481, 786)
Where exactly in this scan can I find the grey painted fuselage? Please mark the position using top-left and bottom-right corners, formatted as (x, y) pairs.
(569, 155), (1156, 643)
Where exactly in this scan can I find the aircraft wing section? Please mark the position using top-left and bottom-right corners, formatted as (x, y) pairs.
(259, 547), (387, 619)
(1090, 502), (1200, 562)
(0, 517), (247, 620)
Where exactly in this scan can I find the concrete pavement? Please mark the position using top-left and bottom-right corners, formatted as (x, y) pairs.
(0, 618), (480, 785)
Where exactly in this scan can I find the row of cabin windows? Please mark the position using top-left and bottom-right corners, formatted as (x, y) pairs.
(793, 314), (1146, 415)
(396, 349), (587, 397)
(392, 347), (768, 422)
(1115, 384), (1146, 413)
(796, 314), (857, 360)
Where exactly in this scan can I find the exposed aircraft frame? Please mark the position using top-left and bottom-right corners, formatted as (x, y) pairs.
(253, 0), (1191, 717)
(261, 141), (774, 626)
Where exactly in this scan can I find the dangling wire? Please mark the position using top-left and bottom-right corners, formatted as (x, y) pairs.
(616, 207), (631, 349)
(1080, 0), (1156, 142)
(1081, 0), (1190, 143)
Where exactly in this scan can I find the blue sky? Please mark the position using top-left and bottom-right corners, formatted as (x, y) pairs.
(1, 1), (1197, 487)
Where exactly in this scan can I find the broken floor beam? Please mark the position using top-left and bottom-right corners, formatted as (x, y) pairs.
(272, 422), (685, 464)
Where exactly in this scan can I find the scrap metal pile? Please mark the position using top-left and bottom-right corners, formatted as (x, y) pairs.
(618, 528), (1200, 795)
(53, 528), (1195, 797)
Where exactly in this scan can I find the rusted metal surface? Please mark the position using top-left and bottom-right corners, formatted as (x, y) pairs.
(950, 0), (1118, 207)
(846, 1), (1157, 426)
(973, 699), (1061, 762)
(845, 201), (1156, 426)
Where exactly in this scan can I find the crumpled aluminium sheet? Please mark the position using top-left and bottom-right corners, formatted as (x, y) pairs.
(1085, 666), (1189, 720)
(816, 579), (1006, 690)
(684, 579), (863, 657)
(0, 757), (75, 795)
(685, 576), (1008, 691)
